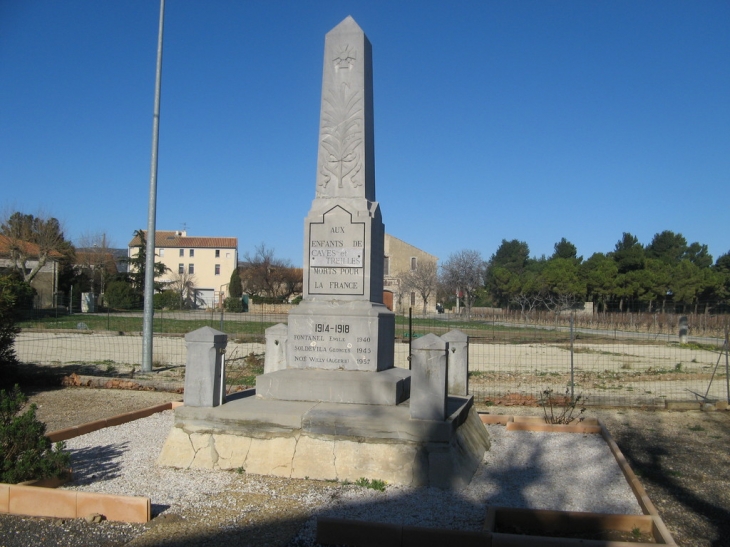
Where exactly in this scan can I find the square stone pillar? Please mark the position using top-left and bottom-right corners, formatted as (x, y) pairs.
(184, 326), (228, 407)
(264, 323), (288, 374)
(442, 329), (468, 396)
(410, 333), (448, 421)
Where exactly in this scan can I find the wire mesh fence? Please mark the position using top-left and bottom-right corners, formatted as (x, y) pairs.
(13, 306), (730, 408)
(397, 311), (729, 407)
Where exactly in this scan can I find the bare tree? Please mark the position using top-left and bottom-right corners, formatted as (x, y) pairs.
(167, 271), (198, 308)
(280, 267), (303, 301)
(397, 258), (438, 315)
(510, 292), (543, 318)
(0, 211), (72, 283)
(240, 243), (300, 300)
(440, 249), (487, 317)
(76, 232), (115, 295)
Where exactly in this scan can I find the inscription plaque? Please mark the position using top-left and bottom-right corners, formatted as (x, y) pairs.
(289, 317), (378, 370)
(308, 206), (365, 296)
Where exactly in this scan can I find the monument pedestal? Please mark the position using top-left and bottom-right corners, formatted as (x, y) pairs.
(158, 393), (490, 490)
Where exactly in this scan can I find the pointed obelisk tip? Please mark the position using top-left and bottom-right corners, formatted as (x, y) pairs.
(331, 15), (362, 33)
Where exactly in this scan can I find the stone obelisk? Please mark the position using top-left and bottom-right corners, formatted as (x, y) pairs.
(288, 16), (395, 373)
(162, 18), (488, 488)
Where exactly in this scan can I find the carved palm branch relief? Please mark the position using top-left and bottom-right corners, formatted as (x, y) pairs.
(318, 81), (363, 191)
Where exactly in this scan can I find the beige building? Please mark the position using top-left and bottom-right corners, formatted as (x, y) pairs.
(128, 231), (238, 308)
(0, 235), (62, 308)
(383, 234), (438, 314)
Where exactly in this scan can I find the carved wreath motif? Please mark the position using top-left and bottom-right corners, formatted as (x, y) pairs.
(318, 44), (363, 195)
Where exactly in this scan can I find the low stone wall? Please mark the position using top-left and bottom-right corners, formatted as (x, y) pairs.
(158, 406), (489, 490)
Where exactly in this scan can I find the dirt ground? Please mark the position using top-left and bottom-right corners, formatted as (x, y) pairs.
(6, 386), (730, 546)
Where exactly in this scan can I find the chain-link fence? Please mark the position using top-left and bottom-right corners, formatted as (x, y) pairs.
(13, 306), (730, 407)
(396, 311), (729, 407)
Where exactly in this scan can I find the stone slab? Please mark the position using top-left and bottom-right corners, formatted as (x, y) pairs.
(175, 395), (318, 435)
(256, 367), (410, 405)
(173, 392), (472, 443)
(302, 397), (470, 442)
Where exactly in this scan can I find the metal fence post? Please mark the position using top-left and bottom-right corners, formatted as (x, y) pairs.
(570, 313), (575, 400)
(408, 307), (413, 370)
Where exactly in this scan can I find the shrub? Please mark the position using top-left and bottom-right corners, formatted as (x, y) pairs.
(0, 275), (35, 384)
(154, 290), (183, 310)
(539, 387), (587, 425)
(104, 280), (140, 309)
(0, 385), (70, 483)
(224, 297), (243, 312)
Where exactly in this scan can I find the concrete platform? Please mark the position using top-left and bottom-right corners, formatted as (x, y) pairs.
(255, 368), (411, 406)
(159, 393), (490, 489)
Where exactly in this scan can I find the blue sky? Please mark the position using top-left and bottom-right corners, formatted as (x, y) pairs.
(1, 1), (728, 267)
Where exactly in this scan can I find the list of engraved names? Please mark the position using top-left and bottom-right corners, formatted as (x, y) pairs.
(290, 320), (374, 368)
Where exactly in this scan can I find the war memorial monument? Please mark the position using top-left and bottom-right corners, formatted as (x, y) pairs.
(158, 17), (490, 489)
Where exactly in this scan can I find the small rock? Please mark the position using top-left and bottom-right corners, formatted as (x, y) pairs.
(84, 513), (105, 524)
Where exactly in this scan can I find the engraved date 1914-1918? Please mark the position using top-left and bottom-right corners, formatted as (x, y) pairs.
(315, 323), (350, 333)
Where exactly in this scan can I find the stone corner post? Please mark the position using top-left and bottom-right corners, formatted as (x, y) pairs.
(410, 333), (448, 421)
(442, 329), (468, 396)
(183, 326), (228, 407)
(264, 323), (288, 374)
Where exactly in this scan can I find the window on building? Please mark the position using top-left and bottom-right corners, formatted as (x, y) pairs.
(159, 249), (165, 257)
(189, 264), (194, 275)
(383, 256), (390, 276)
(410, 257), (417, 271)
(214, 264), (220, 275)
(179, 249), (184, 257)
(178, 264), (184, 274)
(411, 292), (416, 306)
(189, 249), (194, 257)
(215, 249), (220, 258)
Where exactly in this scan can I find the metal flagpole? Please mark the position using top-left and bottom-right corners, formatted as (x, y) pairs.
(142, 0), (165, 372)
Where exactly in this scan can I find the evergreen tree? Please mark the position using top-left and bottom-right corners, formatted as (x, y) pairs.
(229, 268), (242, 298)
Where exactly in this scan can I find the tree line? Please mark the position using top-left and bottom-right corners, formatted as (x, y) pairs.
(438, 231), (730, 316)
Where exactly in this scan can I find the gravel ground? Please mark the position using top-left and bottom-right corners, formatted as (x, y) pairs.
(1, 387), (729, 546)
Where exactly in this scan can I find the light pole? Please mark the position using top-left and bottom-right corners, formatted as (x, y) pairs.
(142, 0), (166, 373)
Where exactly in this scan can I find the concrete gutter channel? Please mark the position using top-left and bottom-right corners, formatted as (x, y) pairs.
(1, 403), (677, 545)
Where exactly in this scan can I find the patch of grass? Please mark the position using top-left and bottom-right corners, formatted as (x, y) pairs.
(354, 477), (386, 491)
(688, 425), (705, 432)
(572, 347), (629, 357)
(226, 351), (265, 389)
(679, 341), (723, 352)
(18, 313), (275, 337)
